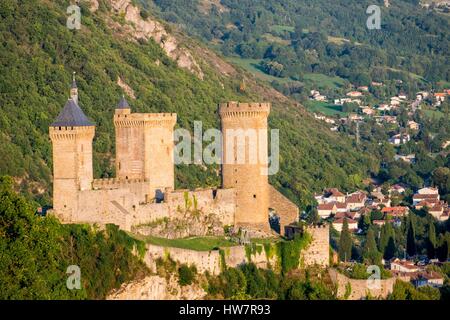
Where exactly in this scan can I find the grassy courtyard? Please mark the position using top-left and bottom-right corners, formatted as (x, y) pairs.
(143, 236), (237, 251)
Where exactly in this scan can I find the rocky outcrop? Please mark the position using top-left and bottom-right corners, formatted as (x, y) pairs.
(99, 0), (204, 79)
(107, 275), (206, 300)
(132, 211), (225, 239)
(116, 76), (136, 99)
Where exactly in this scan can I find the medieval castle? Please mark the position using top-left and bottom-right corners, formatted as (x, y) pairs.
(48, 77), (300, 236)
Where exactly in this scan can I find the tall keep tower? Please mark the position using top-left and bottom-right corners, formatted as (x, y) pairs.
(114, 96), (177, 197)
(49, 98), (95, 222)
(219, 102), (271, 232)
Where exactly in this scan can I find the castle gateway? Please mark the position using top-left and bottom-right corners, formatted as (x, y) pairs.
(49, 78), (298, 235)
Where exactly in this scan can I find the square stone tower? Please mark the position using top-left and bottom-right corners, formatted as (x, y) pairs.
(49, 98), (95, 222)
(219, 102), (271, 232)
(113, 96), (177, 198)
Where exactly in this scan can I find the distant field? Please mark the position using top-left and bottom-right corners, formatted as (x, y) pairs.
(144, 236), (236, 251)
(227, 57), (292, 83)
(303, 100), (347, 116)
(262, 33), (291, 45)
(270, 25), (295, 33)
(423, 109), (445, 119)
(383, 67), (427, 82)
(303, 73), (347, 90)
(327, 36), (362, 46)
(228, 57), (348, 91)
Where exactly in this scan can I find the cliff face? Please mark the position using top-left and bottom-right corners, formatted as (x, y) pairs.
(107, 275), (206, 300)
(90, 0), (204, 79)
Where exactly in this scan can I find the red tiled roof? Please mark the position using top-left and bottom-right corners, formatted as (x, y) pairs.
(318, 203), (335, 210)
(416, 199), (440, 207)
(429, 205), (443, 212)
(326, 188), (345, 197)
(334, 217), (357, 224)
(335, 202), (347, 209)
(381, 206), (408, 214)
(391, 260), (418, 270)
(346, 193), (365, 203)
(413, 194), (439, 199)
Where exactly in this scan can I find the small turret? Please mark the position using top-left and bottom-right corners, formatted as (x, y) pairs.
(70, 72), (78, 104)
(51, 98), (94, 127)
(115, 95), (131, 115)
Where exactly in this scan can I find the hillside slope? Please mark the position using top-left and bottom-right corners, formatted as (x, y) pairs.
(151, 0), (450, 97)
(0, 0), (378, 208)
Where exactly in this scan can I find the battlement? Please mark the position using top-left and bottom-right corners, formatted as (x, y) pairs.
(49, 126), (95, 140)
(92, 178), (149, 190)
(114, 112), (177, 127)
(219, 102), (270, 118)
(306, 224), (329, 230)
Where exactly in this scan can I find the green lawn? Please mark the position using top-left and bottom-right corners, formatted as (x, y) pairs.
(270, 25), (295, 33)
(227, 57), (347, 92)
(227, 57), (293, 84)
(304, 100), (347, 116)
(143, 236), (237, 251)
(302, 73), (347, 90)
(423, 109), (445, 119)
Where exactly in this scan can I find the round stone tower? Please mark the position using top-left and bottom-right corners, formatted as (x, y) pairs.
(219, 102), (271, 232)
(49, 98), (95, 222)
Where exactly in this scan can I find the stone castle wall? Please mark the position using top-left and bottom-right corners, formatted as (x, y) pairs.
(328, 268), (408, 300)
(51, 184), (237, 232)
(303, 225), (330, 267)
(144, 243), (278, 276)
(269, 185), (299, 234)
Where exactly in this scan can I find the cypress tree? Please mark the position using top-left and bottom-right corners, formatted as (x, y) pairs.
(379, 223), (396, 259)
(338, 217), (353, 262)
(385, 237), (396, 260)
(427, 222), (437, 259)
(436, 234), (448, 262)
(363, 227), (382, 265)
(406, 217), (416, 257)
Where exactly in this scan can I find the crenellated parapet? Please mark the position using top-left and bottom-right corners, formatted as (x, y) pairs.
(305, 224), (329, 230)
(219, 102), (270, 118)
(92, 177), (150, 190)
(49, 126), (95, 141)
(114, 113), (177, 128)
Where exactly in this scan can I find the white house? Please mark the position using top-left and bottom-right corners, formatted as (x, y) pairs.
(418, 187), (439, 195)
(332, 217), (358, 232)
(390, 259), (420, 273)
(389, 134), (410, 145)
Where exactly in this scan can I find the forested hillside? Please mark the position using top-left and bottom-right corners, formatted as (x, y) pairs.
(0, 176), (148, 299)
(0, 0), (378, 209)
(150, 0), (450, 98)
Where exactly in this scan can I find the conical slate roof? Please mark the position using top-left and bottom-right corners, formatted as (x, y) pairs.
(117, 95), (130, 109)
(51, 99), (94, 127)
(71, 79), (77, 89)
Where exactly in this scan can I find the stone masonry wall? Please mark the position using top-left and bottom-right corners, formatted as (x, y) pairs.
(268, 185), (299, 235)
(144, 243), (277, 276)
(302, 225), (330, 267)
(56, 184), (236, 233)
(328, 268), (408, 300)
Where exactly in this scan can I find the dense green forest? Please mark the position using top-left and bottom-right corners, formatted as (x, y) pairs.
(0, 0), (377, 209)
(150, 0), (450, 98)
(0, 176), (148, 299)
